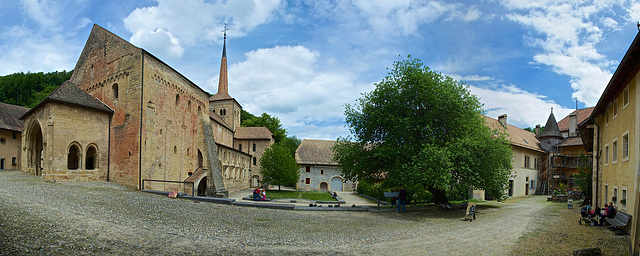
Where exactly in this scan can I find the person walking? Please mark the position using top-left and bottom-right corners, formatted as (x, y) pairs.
(398, 187), (407, 213)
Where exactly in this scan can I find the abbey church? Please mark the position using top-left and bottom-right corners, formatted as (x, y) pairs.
(18, 24), (273, 197)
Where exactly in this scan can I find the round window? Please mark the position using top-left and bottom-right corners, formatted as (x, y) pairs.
(0, 138), (5, 144)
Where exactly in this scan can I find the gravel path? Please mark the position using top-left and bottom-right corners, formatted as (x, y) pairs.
(0, 171), (626, 255)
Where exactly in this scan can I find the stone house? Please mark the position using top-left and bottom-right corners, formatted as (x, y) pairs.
(474, 115), (544, 200)
(19, 24), (272, 197)
(537, 107), (593, 194)
(583, 31), (640, 254)
(295, 139), (356, 192)
(0, 102), (29, 171)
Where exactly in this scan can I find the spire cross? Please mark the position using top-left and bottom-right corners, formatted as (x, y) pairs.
(222, 23), (229, 39)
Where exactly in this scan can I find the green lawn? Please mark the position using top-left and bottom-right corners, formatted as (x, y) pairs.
(265, 190), (336, 201)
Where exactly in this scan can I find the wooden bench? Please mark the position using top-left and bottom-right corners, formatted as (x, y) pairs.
(605, 210), (631, 230)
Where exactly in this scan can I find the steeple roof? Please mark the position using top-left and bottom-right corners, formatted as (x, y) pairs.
(539, 108), (562, 138)
(210, 24), (232, 102)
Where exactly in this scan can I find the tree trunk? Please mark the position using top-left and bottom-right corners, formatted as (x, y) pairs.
(278, 184), (281, 190)
(430, 188), (448, 204)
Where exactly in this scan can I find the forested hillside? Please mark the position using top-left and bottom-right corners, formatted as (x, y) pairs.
(0, 70), (72, 108)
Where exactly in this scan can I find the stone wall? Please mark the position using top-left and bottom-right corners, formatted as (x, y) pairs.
(297, 165), (355, 192)
(0, 129), (21, 171)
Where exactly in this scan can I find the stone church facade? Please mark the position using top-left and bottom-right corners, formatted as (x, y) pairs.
(19, 24), (272, 197)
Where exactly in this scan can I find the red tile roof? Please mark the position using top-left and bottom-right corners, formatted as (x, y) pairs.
(484, 116), (544, 153)
(557, 107), (594, 132)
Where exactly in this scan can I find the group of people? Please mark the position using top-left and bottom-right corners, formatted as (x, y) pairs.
(252, 188), (267, 201)
(580, 197), (617, 226)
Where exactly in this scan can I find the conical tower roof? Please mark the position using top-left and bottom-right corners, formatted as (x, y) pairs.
(210, 24), (232, 101)
(539, 108), (562, 138)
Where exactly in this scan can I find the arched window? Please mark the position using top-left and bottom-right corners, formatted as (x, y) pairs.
(112, 84), (119, 99)
(197, 106), (202, 114)
(175, 94), (180, 106)
(253, 157), (257, 165)
(86, 146), (97, 170)
(68, 144), (80, 170)
(253, 143), (256, 152)
(188, 100), (191, 110)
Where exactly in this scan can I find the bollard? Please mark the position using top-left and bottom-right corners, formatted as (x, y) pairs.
(568, 199), (573, 209)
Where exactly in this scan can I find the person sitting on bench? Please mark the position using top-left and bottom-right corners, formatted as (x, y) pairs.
(600, 202), (616, 226)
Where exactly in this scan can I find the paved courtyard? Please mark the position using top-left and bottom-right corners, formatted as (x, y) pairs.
(0, 171), (628, 255)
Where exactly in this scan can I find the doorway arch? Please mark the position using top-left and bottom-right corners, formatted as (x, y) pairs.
(197, 176), (208, 196)
(320, 182), (328, 191)
(25, 119), (44, 176)
(330, 177), (343, 192)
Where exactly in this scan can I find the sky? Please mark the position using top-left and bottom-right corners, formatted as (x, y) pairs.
(2, 0), (640, 140)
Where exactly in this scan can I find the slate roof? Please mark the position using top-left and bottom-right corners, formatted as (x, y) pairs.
(20, 81), (113, 119)
(539, 110), (563, 138)
(234, 127), (273, 140)
(295, 139), (339, 165)
(0, 102), (29, 132)
(484, 116), (544, 153)
(557, 107), (594, 132)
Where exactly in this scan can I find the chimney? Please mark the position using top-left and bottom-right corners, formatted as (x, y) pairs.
(535, 124), (541, 138)
(498, 114), (507, 128)
(569, 113), (577, 137)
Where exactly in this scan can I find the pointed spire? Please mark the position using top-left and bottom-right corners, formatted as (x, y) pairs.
(540, 107), (562, 138)
(210, 23), (231, 101)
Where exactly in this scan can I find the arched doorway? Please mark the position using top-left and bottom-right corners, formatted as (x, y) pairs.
(330, 177), (343, 192)
(251, 175), (259, 187)
(26, 120), (43, 176)
(197, 176), (208, 196)
(320, 182), (328, 191)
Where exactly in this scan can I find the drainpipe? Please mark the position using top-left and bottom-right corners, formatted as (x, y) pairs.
(107, 115), (111, 181)
(590, 116), (600, 207)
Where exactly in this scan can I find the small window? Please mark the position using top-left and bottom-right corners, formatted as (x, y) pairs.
(606, 111), (609, 126)
(305, 166), (310, 172)
(253, 143), (256, 152)
(613, 99), (618, 118)
(622, 188), (627, 207)
(524, 156), (530, 168)
(530, 180), (535, 190)
(623, 86), (630, 109)
(12, 157), (17, 166)
(0, 138), (5, 144)
(604, 144), (609, 165)
(253, 157), (256, 165)
(198, 106), (202, 114)
(175, 94), (180, 106)
(622, 132), (629, 161)
(239, 144), (242, 151)
(112, 83), (119, 99)
(305, 178), (310, 184)
(612, 139), (618, 164)
(320, 169), (324, 175)
(174, 146), (177, 154)
(12, 132), (16, 139)
(188, 100), (192, 110)
(613, 187), (618, 203)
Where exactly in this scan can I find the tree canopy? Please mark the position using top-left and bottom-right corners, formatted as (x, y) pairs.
(260, 143), (300, 190)
(242, 112), (287, 143)
(0, 71), (72, 108)
(332, 57), (513, 203)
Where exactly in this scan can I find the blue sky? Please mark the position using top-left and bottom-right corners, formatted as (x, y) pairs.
(2, 0), (640, 140)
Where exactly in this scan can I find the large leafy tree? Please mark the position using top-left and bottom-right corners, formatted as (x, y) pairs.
(333, 57), (513, 203)
(242, 112), (287, 143)
(260, 143), (300, 190)
(574, 153), (592, 196)
(0, 70), (72, 108)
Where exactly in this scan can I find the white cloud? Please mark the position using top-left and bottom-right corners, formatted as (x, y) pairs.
(130, 28), (184, 58)
(217, 45), (373, 140)
(470, 84), (573, 129)
(123, 0), (282, 58)
(0, 26), (76, 75)
(19, 0), (58, 27)
(502, 0), (623, 106)
(351, 0), (482, 36)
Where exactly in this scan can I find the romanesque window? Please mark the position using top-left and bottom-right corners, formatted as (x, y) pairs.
(86, 146), (97, 170)
(174, 146), (177, 154)
(197, 106), (202, 114)
(239, 144), (242, 151)
(112, 84), (118, 99)
(68, 144), (80, 170)
(175, 94), (180, 106)
(253, 143), (256, 152)
(188, 100), (191, 110)
(253, 157), (256, 165)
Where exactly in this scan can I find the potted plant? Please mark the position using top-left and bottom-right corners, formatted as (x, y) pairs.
(620, 199), (626, 205)
(612, 196), (617, 203)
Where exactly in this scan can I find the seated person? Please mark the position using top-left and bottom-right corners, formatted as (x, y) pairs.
(600, 202), (616, 226)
